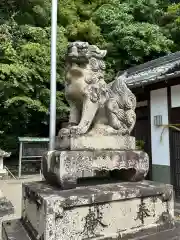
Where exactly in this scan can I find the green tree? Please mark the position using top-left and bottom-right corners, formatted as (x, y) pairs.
(0, 1), (68, 152)
(93, 0), (174, 78)
(160, 2), (180, 51)
(0, 0), (175, 154)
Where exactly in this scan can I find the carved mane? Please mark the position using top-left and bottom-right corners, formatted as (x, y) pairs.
(66, 41), (109, 106)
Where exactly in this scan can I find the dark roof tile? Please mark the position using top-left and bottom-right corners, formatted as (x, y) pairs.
(124, 51), (180, 88)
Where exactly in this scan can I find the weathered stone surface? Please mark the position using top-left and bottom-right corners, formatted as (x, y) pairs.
(56, 134), (135, 151)
(42, 150), (149, 189)
(21, 181), (174, 240)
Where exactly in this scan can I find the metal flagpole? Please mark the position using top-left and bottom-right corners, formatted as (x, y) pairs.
(49, 0), (58, 151)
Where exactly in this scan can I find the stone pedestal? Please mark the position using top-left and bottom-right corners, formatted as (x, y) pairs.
(57, 135), (136, 151)
(18, 181), (174, 240)
(42, 150), (149, 189)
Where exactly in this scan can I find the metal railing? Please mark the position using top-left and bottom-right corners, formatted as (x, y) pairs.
(4, 166), (17, 179)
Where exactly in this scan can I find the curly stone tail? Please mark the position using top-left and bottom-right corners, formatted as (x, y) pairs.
(107, 72), (136, 133)
(111, 72), (136, 110)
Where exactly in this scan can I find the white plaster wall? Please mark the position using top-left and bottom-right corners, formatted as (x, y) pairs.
(171, 85), (180, 108)
(150, 88), (170, 166)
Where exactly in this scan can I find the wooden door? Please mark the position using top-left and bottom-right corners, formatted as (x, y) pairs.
(170, 107), (180, 198)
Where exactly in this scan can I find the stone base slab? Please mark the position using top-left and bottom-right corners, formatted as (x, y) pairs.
(42, 150), (149, 189)
(21, 181), (174, 240)
(3, 220), (180, 240)
(56, 135), (135, 151)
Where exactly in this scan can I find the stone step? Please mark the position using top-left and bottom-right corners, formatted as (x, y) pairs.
(2, 220), (32, 240)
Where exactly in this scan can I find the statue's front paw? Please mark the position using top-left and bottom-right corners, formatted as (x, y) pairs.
(70, 126), (87, 135)
(119, 124), (130, 136)
(122, 129), (130, 135)
(58, 128), (70, 137)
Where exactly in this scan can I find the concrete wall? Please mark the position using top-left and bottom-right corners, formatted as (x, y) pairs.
(150, 88), (171, 183)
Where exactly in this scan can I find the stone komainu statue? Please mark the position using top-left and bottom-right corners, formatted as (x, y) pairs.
(60, 41), (136, 136)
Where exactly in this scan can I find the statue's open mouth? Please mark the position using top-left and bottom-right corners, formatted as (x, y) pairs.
(67, 54), (89, 64)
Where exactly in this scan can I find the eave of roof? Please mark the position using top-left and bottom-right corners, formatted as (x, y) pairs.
(124, 51), (180, 89)
(127, 70), (180, 89)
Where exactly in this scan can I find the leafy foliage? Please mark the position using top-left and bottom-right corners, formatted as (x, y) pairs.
(160, 2), (180, 51)
(0, 0), (177, 154)
(93, 0), (173, 78)
(0, 2), (68, 152)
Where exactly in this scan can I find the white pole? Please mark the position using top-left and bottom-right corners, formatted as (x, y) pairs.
(49, 0), (58, 151)
(18, 142), (23, 178)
